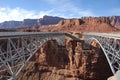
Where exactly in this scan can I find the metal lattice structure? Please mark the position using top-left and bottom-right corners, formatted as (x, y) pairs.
(0, 32), (120, 80)
(0, 32), (65, 80)
(84, 33), (120, 75)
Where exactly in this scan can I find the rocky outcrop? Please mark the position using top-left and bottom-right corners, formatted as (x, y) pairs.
(40, 15), (64, 25)
(107, 70), (120, 80)
(109, 16), (120, 29)
(0, 21), (22, 29)
(39, 16), (120, 32)
(17, 36), (112, 80)
(107, 76), (116, 80)
(0, 15), (64, 29)
(0, 16), (120, 32)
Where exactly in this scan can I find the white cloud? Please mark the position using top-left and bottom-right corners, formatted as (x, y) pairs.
(0, 7), (53, 22)
(45, 0), (95, 18)
(0, 0), (95, 22)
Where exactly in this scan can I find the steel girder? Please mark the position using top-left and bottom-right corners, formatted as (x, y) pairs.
(84, 34), (120, 75)
(0, 33), (65, 80)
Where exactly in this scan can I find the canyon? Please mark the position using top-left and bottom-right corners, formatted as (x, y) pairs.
(39, 16), (120, 32)
(0, 16), (120, 33)
(0, 16), (120, 80)
(16, 33), (113, 80)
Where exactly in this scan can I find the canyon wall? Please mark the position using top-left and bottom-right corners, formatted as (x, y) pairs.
(17, 38), (113, 80)
(0, 15), (64, 29)
(39, 16), (120, 32)
(0, 16), (120, 33)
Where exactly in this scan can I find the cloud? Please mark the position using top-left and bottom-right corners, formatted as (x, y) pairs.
(45, 0), (95, 18)
(0, 0), (95, 22)
(0, 7), (53, 22)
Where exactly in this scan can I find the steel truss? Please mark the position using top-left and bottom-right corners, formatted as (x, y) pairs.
(85, 33), (120, 75)
(0, 32), (65, 80)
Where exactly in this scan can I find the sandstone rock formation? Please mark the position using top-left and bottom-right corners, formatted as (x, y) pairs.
(0, 16), (120, 33)
(39, 16), (120, 32)
(108, 70), (120, 80)
(109, 16), (120, 29)
(107, 76), (116, 80)
(17, 36), (113, 80)
(0, 15), (64, 29)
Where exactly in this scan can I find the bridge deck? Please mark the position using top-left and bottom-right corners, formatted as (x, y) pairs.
(85, 32), (120, 39)
(0, 32), (120, 79)
(0, 32), (65, 37)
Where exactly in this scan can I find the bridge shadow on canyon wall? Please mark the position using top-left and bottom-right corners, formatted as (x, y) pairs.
(17, 38), (113, 80)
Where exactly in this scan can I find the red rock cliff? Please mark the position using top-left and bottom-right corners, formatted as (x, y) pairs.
(17, 38), (112, 80)
(39, 16), (120, 33)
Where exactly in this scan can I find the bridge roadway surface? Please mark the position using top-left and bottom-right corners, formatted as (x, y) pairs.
(85, 32), (120, 39)
(0, 32), (65, 37)
(0, 32), (120, 80)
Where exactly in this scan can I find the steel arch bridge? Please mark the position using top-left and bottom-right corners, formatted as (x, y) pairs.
(0, 32), (120, 80)
(84, 33), (120, 75)
(0, 32), (65, 80)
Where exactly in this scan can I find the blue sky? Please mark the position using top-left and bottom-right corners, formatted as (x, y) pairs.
(0, 0), (120, 22)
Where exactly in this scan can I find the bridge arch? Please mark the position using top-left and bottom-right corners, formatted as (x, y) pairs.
(19, 36), (64, 75)
(86, 37), (115, 74)
(0, 33), (65, 80)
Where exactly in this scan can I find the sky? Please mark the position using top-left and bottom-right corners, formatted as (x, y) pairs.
(0, 0), (120, 22)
